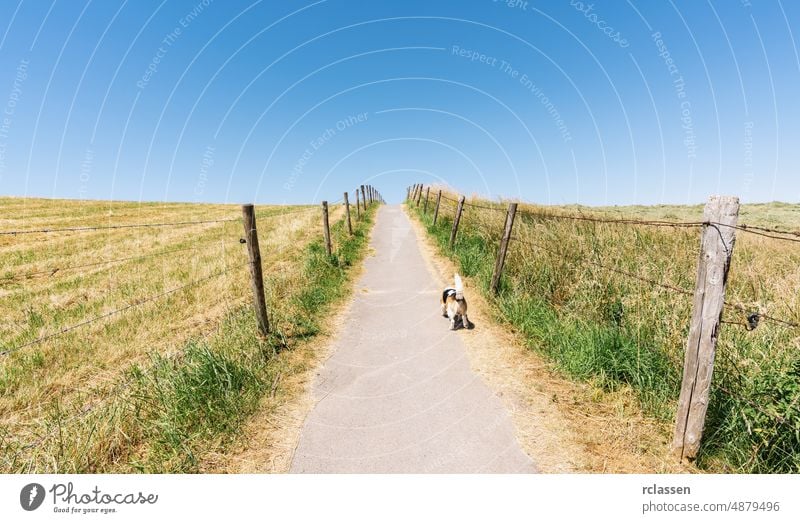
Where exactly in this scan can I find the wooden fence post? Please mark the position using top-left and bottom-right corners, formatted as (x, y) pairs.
(672, 195), (740, 461)
(344, 192), (353, 236)
(360, 185), (367, 211)
(433, 190), (442, 225)
(423, 187), (430, 214)
(241, 204), (270, 336)
(490, 203), (518, 294)
(415, 185), (423, 206)
(321, 200), (332, 256)
(449, 196), (465, 248)
(355, 189), (361, 219)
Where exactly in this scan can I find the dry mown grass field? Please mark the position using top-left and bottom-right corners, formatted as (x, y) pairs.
(0, 196), (369, 472)
(412, 190), (800, 473)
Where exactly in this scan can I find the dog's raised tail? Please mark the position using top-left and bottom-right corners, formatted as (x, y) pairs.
(454, 273), (464, 300)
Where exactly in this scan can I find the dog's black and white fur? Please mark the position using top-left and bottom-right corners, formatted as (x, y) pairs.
(441, 273), (470, 330)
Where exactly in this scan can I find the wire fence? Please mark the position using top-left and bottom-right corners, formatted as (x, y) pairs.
(0, 191), (385, 465)
(409, 185), (800, 462)
(411, 185), (800, 332)
(446, 194), (800, 246)
(509, 235), (800, 331)
(510, 208), (800, 329)
(446, 196), (800, 244)
(0, 202), (333, 359)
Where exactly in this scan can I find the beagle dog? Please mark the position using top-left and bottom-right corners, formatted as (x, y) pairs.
(441, 273), (470, 330)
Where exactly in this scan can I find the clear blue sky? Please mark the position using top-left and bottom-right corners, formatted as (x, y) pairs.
(0, 0), (798, 205)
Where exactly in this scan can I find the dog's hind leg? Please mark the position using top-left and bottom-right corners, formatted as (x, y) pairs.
(448, 309), (457, 330)
(461, 313), (470, 329)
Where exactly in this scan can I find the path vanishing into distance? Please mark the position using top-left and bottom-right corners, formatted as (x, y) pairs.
(290, 205), (537, 473)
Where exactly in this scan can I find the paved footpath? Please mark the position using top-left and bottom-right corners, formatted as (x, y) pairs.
(290, 205), (537, 473)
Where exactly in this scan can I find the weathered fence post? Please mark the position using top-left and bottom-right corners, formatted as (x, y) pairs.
(423, 187), (430, 214)
(415, 185), (423, 207)
(490, 203), (518, 294)
(433, 190), (442, 225)
(321, 200), (332, 256)
(672, 195), (740, 462)
(344, 192), (353, 236)
(449, 196), (465, 248)
(241, 204), (270, 336)
(355, 189), (361, 219)
(360, 185), (367, 212)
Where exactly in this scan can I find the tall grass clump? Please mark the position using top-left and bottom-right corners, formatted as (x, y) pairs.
(409, 193), (800, 472)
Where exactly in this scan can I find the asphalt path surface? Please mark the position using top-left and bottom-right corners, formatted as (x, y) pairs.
(290, 205), (537, 473)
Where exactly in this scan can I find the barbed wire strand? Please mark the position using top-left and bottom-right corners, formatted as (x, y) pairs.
(0, 263), (249, 357)
(0, 217), (241, 236)
(1, 239), (241, 283)
(722, 301), (800, 330)
(516, 207), (706, 230)
(509, 236), (696, 297)
(0, 204), (328, 237)
(430, 189), (800, 243)
(463, 201), (507, 212)
(254, 206), (317, 219)
(510, 236), (799, 330)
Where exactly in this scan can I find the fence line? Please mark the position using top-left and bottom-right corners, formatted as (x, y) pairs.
(408, 183), (800, 463)
(10, 207), (339, 452)
(506, 238), (799, 331)
(734, 223), (800, 238)
(726, 223), (800, 244)
(434, 188), (800, 245)
(412, 186), (800, 327)
(2, 194), (384, 356)
(1, 193), (385, 463)
(1, 206), (337, 283)
(0, 204), (333, 237)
